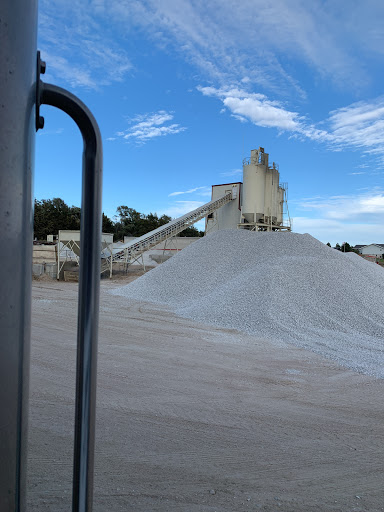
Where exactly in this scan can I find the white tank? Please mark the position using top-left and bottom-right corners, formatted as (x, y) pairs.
(242, 148), (268, 223)
(241, 148), (289, 229)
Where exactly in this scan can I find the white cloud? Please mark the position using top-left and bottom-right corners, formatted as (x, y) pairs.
(292, 217), (384, 247)
(225, 96), (299, 131)
(169, 186), (211, 197)
(40, 0), (384, 96)
(297, 190), (384, 221)
(38, 127), (64, 136)
(99, 0), (384, 94)
(198, 85), (330, 140)
(199, 86), (301, 130)
(199, 86), (384, 162)
(162, 200), (206, 219)
(220, 169), (242, 178)
(39, 1), (132, 89)
(40, 51), (97, 89)
(113, 111), (186, 144)
(327, 99), (384, 160)
(289, 188), (384, 245)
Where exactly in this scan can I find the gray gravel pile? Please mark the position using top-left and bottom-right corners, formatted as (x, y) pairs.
(112, 230), (384, 377)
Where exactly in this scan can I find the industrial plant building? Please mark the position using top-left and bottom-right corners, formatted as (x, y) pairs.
(354, 244), (384, 258)
(34, 146), (292, 279)
(206, 147), (291, 233)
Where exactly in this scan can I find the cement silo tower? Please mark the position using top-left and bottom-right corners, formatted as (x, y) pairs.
(205, 146), (291, 233)
(240, 147), (290, 231)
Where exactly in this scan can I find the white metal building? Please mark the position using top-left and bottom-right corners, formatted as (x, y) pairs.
(357, 244), (384, 258)
(205, 183), (241, 233)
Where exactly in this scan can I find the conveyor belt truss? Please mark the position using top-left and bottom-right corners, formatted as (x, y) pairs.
(112, 191), (234, 266)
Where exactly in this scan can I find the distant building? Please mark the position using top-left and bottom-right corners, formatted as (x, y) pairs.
(354, 244), (384, 258)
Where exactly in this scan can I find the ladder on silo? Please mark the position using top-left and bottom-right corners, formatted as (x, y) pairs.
(111, 190), (235, 271)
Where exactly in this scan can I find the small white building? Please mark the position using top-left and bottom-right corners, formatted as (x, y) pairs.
(356, 244), (384, 258)
(205, 182), (242, 232)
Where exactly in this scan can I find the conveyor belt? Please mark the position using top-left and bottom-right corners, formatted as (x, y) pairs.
(112, 190), (234, 264)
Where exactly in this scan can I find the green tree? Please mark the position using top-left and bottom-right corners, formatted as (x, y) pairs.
(145, 212), (171, 234)
(114, 206), (143, 239)
(341, 242), (353, 252)
(179, 226), (204, 237)
(34, 198), (76, 240)
(102, 213), (114, 233)
(34, 198), (114, 240)
(335, 243), (341, 250)
(326, 242), (331, 247)
(68, 206), (81, 231)
(114, 206), (172, 239)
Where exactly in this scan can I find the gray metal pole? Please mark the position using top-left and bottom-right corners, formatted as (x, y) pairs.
(0, 1), (38, 511)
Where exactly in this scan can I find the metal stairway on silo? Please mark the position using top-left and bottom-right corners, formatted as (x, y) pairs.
(110, 189), (235, 269)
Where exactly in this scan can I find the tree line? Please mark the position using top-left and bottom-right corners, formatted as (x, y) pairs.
(34, 198), (204, 241)
(326, 242), (356, 252)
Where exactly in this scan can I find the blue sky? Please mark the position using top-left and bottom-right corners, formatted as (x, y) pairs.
(36, 0), (384, 246)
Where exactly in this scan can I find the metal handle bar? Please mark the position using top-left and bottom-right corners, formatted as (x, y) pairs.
(38, 66), (103, 511)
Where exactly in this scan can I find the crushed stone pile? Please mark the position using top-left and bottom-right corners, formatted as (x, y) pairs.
(111, 230), (384, 378)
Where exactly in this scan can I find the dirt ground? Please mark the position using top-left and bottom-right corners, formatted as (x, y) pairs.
(27, 278), (384, 511)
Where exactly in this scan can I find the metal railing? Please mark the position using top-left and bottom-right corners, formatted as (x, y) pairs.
(39, 63), (102, 512)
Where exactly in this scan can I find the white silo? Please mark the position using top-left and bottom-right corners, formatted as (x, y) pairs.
(206, 146), (291, 234)
(240, 147), (291, 231)
(242, 148), (268, 224)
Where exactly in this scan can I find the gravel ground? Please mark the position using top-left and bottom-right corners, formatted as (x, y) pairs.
(112, 230), (384, 378)
(28, 280), (384, 511)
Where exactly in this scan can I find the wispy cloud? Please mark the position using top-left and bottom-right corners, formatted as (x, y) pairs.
(293, 189), (384, 244)
(164, 188), (211, 230)
(40, 0), (384, 97)
(199, 86), (384, 162)
(100, 0), (384, 95)
(169, 186), (211, 197)
(292, 217), (384, 246)
(40, 50), (98, 89)
(297, 190), (384, 221)
(327, 99), (384, 162)
(111, 111), (187, 144)
(220, 169), (242, 178)
(38, 127), (64, 136)
(162, 200), (206, 219)
(39, 1), (132, 89)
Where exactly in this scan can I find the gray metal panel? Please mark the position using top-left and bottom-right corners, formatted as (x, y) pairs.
(0, 0), (38, 510)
